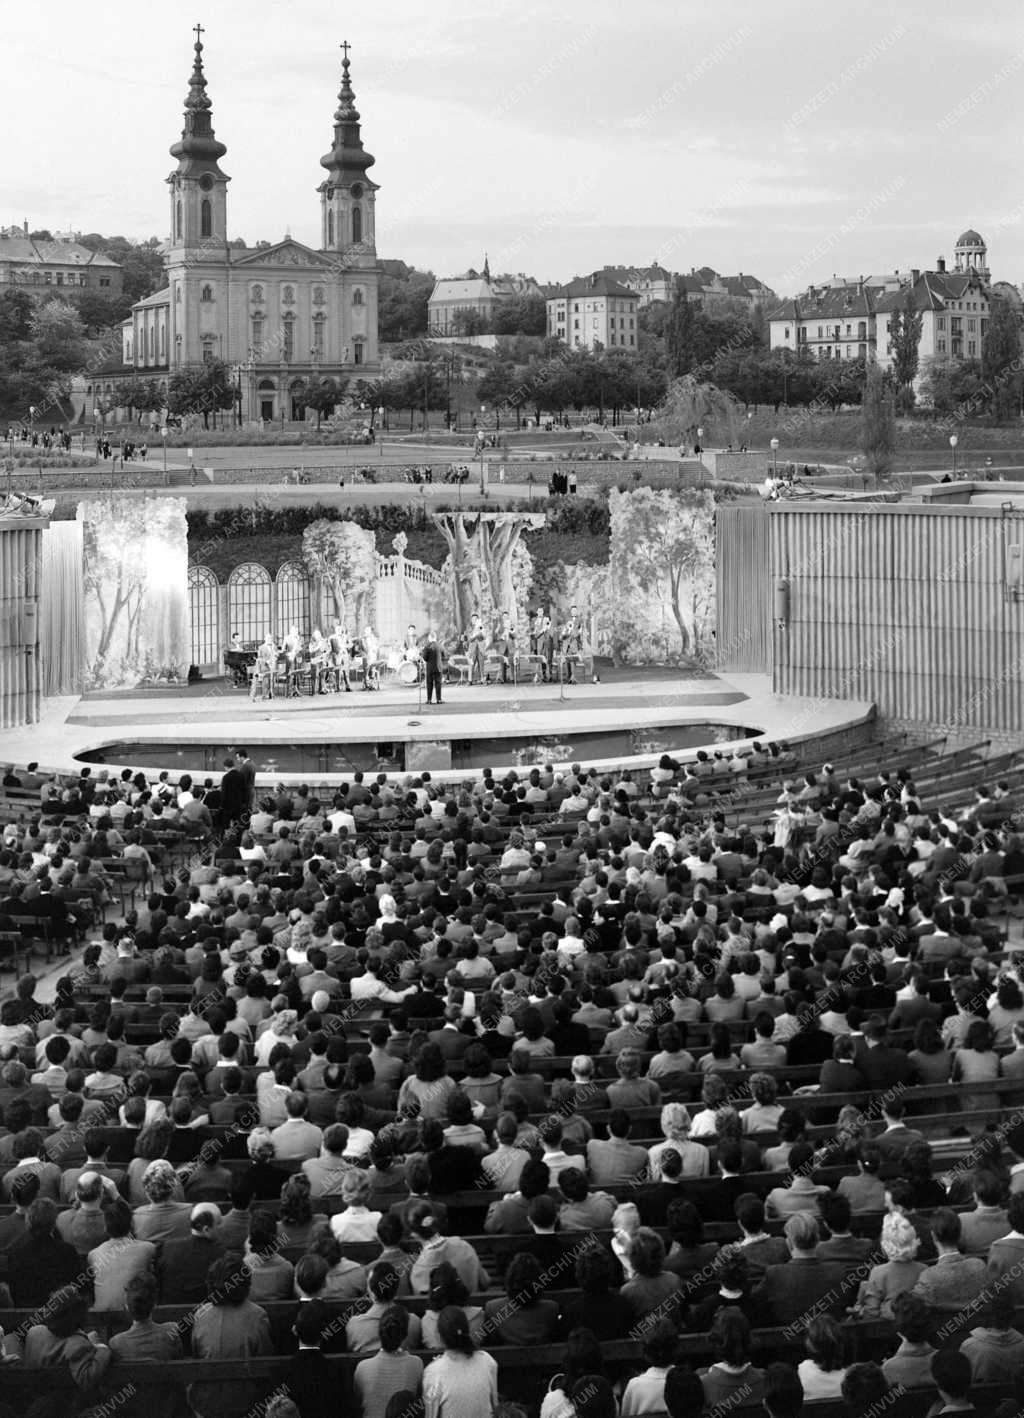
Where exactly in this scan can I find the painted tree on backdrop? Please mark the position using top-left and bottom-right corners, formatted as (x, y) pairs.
(608, 488), (715, 664)
(301, 519), (376, 630)
(433, 512), (545, 634)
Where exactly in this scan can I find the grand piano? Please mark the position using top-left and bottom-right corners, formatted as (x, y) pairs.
(224, 645), (257, 687)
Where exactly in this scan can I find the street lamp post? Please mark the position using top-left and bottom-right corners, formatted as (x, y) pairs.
(696, 425), (704, 452)
(950, 434), (959, 479)
(161, 426), (168, 478)
(377, 406), (385, 459)
(770, 437), (780, 478)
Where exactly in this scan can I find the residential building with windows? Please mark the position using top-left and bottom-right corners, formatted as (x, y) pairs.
(677, 266), (775, 308)
(768, 229), (992, 389)
(427, 258), (544, 334)
(0, 224), (122, 295)
(596, 262), (674, 307)
(546, 274), (640, 350)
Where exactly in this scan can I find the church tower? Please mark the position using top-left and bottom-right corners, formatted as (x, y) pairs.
(167, 25), (230, 252)
(318, 43), (378, 267)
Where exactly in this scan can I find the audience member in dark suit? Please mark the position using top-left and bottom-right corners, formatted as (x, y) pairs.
(549, 1000), (592, 1057)
(158, 1204), (226, 1304)
(283, 1300), (343, 1418)
(688, 1247), (759, 1329)
(752, 1213), (854, 1324)
(817, 1192), (877, 1265)
(8, 1197), (82, 1306)
(856, 1016), (913, 1091)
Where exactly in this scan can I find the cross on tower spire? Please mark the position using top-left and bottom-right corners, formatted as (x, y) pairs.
(194, 22), (204, 42)
(340, 39), (350, 60)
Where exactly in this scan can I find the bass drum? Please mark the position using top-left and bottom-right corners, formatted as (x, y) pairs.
(398, 660), (419, 685)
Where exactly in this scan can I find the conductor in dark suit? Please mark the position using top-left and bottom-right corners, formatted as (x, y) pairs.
(218, 757), (247, 830)
(422, 631), (445, 705)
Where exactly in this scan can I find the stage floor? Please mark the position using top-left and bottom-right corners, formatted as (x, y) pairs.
(10, 672), (875, 782)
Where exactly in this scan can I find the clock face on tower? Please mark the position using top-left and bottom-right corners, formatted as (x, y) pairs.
(199, 174), (214, 192)
(350, 183), (364, 200)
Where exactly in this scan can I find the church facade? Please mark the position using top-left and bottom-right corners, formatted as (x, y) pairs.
(120, 30), (381, 424)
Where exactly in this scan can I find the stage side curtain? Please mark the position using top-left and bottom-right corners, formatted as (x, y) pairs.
(41, 520), (84, 696)
(715, 505), (770, 673)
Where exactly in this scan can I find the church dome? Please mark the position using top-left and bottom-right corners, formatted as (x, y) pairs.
(956, 229), (984, 247)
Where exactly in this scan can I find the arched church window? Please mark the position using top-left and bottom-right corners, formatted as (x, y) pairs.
(352, 206), (362, 244)
(200, 284), (214, 303)
(200, 200), (212, 239)
(282, 312), (295, 362)
(312, 313), (325, 359)
(251, 284), (264, 302)
(327, 211), (334, 246)
(353, 337), (365, 366)
(352, 288), (364, 307)
(282, 285), (295, 305)
(160, 327), (166, 360)
(175, 201), (182, 241)
(202, 337), (215, 364)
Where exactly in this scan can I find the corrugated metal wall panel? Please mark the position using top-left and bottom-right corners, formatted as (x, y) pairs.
(0, 524), (47, 730)
(769, 504), (1024, 731)
(715, 505), (770, 672)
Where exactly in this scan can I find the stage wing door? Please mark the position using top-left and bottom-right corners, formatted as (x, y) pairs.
(188, 566), (221, 674)
(228, 562), (272, 648)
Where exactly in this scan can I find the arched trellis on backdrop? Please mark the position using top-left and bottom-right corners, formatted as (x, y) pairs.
(187, 566), (220, 670)
(226, 562), (272, 646)
(275, 561), (311, 637)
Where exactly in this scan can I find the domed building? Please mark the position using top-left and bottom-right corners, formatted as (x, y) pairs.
(954, 229), (989, 278)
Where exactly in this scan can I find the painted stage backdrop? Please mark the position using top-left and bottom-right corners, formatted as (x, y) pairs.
(80, 498), (189, 689)
(607, 487), (716, 664)
(185, 488), (718, 671)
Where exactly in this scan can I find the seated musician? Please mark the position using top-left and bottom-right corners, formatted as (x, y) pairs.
(226, 631), (247, 687)
(403, 624), (421, 660)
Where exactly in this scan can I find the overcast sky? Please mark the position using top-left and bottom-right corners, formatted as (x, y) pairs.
(4, 0), (1022, 295)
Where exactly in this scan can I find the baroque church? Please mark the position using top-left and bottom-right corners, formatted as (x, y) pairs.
(119, 28), (380, 423)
